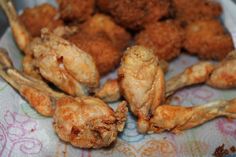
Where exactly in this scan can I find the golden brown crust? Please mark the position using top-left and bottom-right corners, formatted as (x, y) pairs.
(57, 0), (95, 22)
(173, 0), (222, 23)
(207, 51), (236, 88)
(184, 19), (234, 60)
(80, 13), (131, 51)
(19, 3), (63, 37)
(96, 0), (171, 30)
(118, 46), (165, 133)
(67, 32), (121, 76)
(53, 96), (127, 148)
(135, 20), (184, 61)
(95, 79), (121, 102)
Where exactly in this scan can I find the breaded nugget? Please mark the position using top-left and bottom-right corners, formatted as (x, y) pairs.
(20, 3), (63, 37)
(57, 0), (95, 22)
(173, 0), (222, 22)
(67, 32), (121, 75)
(135, 20), (184, 61)
(80, 14), (131, 51)
(184, 19), (234, 60)
(96, 0), (171, 30)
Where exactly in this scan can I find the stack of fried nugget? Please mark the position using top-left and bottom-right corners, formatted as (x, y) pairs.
(19, 0), (234, 75)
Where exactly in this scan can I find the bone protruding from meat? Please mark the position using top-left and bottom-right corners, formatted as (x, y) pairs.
(149, 98), (236, 133)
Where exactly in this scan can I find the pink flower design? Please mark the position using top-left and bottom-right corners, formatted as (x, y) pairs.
(0, 110), (42, 157)
(216, 118), (236, 138)
(191, 87), (214, 102)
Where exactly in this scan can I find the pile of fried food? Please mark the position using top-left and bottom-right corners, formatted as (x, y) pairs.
(0, 0), (236, 149)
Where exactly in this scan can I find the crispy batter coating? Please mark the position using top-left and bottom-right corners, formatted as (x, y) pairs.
(166, 61), (215, 97)
(20, 3), (63, 37)
(173, 0), (222, 22)
(149, 98), (236, 133)
(207, 51), (236, 89)
(57, 0), (95, 22)
(80, 13), (131, 50)
(67, 32), (121, 76)
(184, 19), (234, 60)
(135, 20), (184, 61)
(0, 49), (128, 148)
(28, 29), (100, 96)
(96, 0), (171, 30)
(54, 97), (127, 148)
(118, 46), (165, 133)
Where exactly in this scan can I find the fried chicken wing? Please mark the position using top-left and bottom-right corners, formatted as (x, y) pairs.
(28, 29), (99, 96)
(0, 48), (65, 116)
(166, 61), (215, 97)
(54, 97), (127, 148)
(0, 48), (128, 148)
(207, 51), (236, 88)
(96, 0), (171, 30)
(19, 3), (63, 37)
(57, 0), (94, 22)
(135, 20), (184, 61)
(184, 19), (234, 60)
(80, 13), (131, 50)
(173, 0), (222, 23)
(118, 46), (165, 133)
(149, 98), (236, 133)
(67, 32), (121, 76)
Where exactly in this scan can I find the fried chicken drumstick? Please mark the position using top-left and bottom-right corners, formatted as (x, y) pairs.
(0, 48), (128, 148)
(149, 98), (236, 133)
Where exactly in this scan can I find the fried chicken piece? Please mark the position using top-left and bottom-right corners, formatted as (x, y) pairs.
(207, 51), (236, 88)
(80, 13), (131, 50)
(54, 97), (127, 148)
(57, 0), (94, 22)
(28, 29), (99, 96)
(67, 32), (121, 76)
(135, 20), (184, 61)
(19, 3), (63, 37)
(149, 98), (236, 133)
(0, 48), (65, 116)
(166, 61), (215, 97)
(96, 0), (171, 30)
(184, 19), (234, 60)
(95, 79), (121, 103)
(22, 55), (42, 79)
(173, 0), (222, 23)
(0, 0), (31, 53)
(118, 46), (165, 133)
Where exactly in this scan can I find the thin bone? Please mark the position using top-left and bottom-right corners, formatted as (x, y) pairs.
(149, 98), (236, 133)
(165, 61), (215, 97)
(0, 48), (65, 116)
(0, 0), (31, 52)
